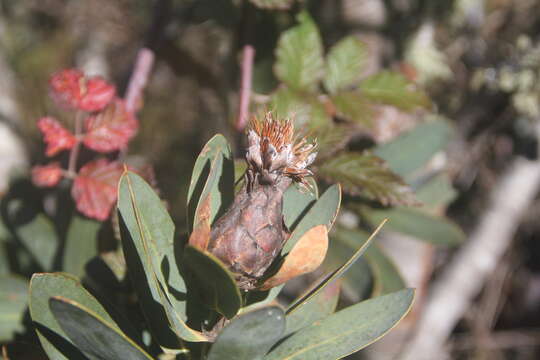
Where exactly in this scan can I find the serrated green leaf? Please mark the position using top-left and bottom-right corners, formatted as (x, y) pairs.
(62, 216), (100, 278)
(208, 306), (285, 360)
(29, 273), (127, 360)
(286, 219), (386, 314)
(284, 280), (340, 337)
(49, 297), (153, 360)
(265, 288), (414, 360)
(324, 36), (367, 94)
(274, 12), (324, 92)
(359, 71), (430, 110)
(249, 0), (293, 9)
(118, 172), (206, 345)
(318, 152), (416, 206)
(270, 87), (330, 129)
(187, 134), (234, 231)
(281, 184), (341, 255)
(374, 118), (453, 179)
(362, 206), (465, 246)
(331, 91), (374, 126)
(0, 275), (27, 342)
(183, 245), (242, 319)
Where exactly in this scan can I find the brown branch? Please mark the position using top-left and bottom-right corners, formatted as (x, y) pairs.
(67, 111), (84, 176)
(236, 44), (255, 131)
(124, 48), (155, 114)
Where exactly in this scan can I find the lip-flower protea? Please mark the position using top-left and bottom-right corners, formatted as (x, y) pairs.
(190, 113), (326, 290)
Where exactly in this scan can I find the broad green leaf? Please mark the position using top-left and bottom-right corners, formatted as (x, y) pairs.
(187, 134), (234, 231)
(282, 182), (317, 231)
(249, 0), (293, 9)
(324, 36), (367, 94)
(242, 284), (285, 313)
(287, 219), (386, 314)
(0, 275), (27, 342)
(281, 184), (341, 255)
(118, 172), (206, 345)
(374, 118), (453, 178)
(265, 288), (414, 360)
(312, 123), (351, 158)
(325, 240), (373, 302)
(183, 245), (241, 319)
(11, 211), (58, 271)
(274, 12), (324, 92)
(318, 152), (416, 206)
(284, 280), (340, 337)
(49, 297), (153, 360)
(414, 173), (457, 208)
(359, 71), (430, 110)
(62, 216), (100, 278)
(332, 227), (405, 296)
(331, 91), (373, 126)
(366, 245), (406, 296)
(271, 87), (330, 129)
(362, 206), (465, 246)
(207, 306), (285, 360)
(29, 273), (125, 360)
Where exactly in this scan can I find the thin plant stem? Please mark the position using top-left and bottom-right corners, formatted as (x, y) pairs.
(236, 44), (255, 131)
(67, 111), (83, 177)
(124, 48), (155, 114)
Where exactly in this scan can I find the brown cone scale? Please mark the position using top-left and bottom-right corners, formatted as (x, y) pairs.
(207, 114), (317, 290)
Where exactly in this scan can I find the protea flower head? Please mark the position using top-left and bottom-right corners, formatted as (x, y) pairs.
(206, 113), (318, 290)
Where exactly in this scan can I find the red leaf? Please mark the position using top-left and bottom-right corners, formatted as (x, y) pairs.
(71, 159), (124, 221)
(32, 162), (63, 187)
(49, 69), (84, 110)
(49, 68), (116, 112)
(83, 99), (138, 152)
(78, 76), (117, 112)
(37, 117), (77, 157)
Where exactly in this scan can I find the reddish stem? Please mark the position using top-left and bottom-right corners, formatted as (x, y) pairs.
(124, 48), (155, 114)
(67, 111), (83, 177)
(236, 44), (255, 131)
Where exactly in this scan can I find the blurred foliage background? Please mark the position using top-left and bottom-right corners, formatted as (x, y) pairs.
(1, 0), (540, 359)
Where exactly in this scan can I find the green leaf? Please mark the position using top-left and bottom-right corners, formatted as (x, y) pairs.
(324, 36), (367, 94)
(242, 284), (285, 313)
(282, 183), (317, 231)
(359, 71), (430, 110)
(318, 152), (416, 206)
(331, 91), (374, 126)
(207, 306), (285, 360)
(284, 280), (340, 337)
(270, 87), (330, 129)
(362, 206), (465, 246)
(62, 216), (101, 278)
(29, 273), (125, 360)
(0, 275), (28, 342)
(287, 219), (386, 314)
(249, 0), (293, 9)
(374, 118), (453, 179)
(331, 227), (404, 296)
(264, 289), (414, 360)
(415, 174), (457, 208)
(49, 297), (153, 360)
(12, 212), (58, 271)
(118, 172), (206, 345)
(274, 11), (324, 92)
(365, 245), (406, 296)
(281, 184), (341, 255)
(183, 245), (242, 319)
(187, 134), (234, 231)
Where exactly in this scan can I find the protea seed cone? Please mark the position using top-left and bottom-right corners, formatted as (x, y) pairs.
(208, 113), (317, 290)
